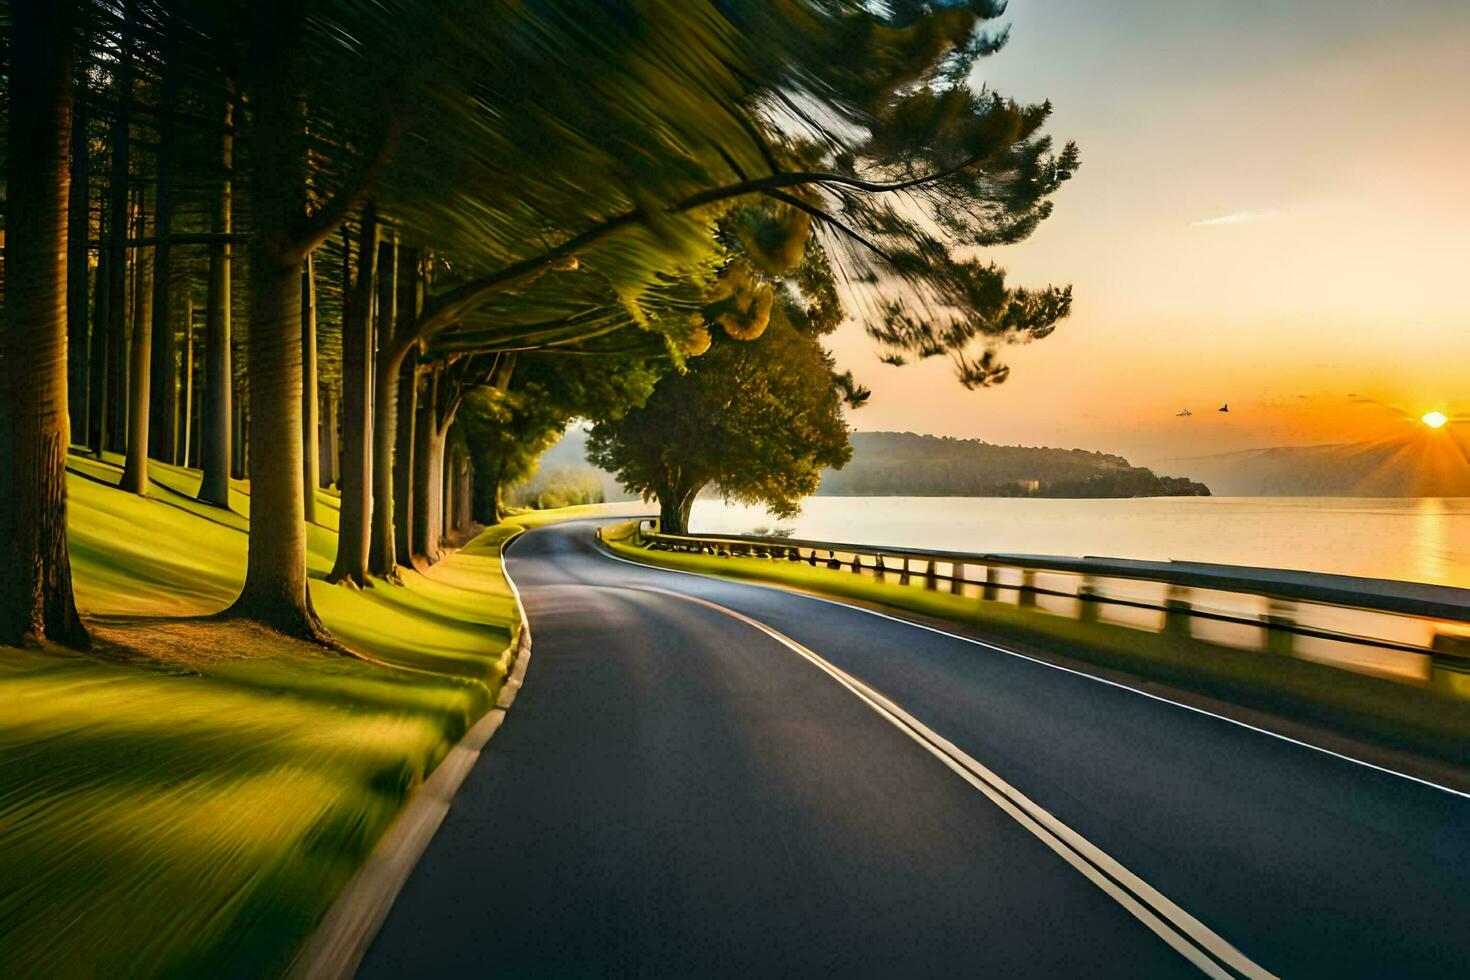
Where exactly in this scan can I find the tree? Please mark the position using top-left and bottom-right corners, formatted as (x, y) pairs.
(327, 209), (378, 587)
(226, 1), (396, 636)
(197, 81), (234, 507)
(460, 352), (663, 524)
(589, 240), (865, 534)
(1, 0), (89, 648)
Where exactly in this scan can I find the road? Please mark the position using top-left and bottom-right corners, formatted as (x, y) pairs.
(361, 519), (1470, 978)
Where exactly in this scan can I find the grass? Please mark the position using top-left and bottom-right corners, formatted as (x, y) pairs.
(603, 521), (1470, 770)
(0, 452), (526, 976)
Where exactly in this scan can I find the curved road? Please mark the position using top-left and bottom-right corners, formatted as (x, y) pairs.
(362, 519), (1470, 978)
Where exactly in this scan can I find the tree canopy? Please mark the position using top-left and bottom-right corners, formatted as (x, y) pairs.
(459, 352), (664, 523)
(588, 238), (866, 534)
(1, 0), (1079, 648)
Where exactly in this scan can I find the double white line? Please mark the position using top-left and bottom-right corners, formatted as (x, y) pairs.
(636, 585), (1276, 980)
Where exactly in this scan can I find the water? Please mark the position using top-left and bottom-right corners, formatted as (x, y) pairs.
(682, 496), (1470, 590)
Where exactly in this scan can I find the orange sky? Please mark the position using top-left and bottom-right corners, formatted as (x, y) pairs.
(830, 0), (1470, 469)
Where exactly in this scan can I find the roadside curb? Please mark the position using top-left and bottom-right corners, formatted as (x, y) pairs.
(288, 528), (535, 980)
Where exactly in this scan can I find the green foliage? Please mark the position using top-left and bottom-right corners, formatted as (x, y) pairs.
(0, 452), (519, 975)
(246, 0), (1080, 383)
(588, 315), (856, 531)
(458, 353), (662, 521)
(508, 466), (606, 511)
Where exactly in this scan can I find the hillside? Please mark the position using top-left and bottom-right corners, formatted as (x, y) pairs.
(818, 432), (1209, 498)
(535, 427), (1209, 500)
(1163, 428), (1470, 496)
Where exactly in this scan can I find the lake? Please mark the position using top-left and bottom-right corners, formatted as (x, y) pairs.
(672, 496), (1470, 590)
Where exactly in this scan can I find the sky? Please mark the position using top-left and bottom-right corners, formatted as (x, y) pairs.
(827, 0), (1470, 468)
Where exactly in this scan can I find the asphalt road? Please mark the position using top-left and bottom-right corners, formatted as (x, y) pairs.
(361, 519), (1470, 978)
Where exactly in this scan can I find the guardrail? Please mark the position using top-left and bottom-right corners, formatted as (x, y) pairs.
(626, 519), (1470, 692)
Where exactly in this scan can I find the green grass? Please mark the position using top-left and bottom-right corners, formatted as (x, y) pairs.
(603, 521), (1470, 769)
(0, 453), (529, 976)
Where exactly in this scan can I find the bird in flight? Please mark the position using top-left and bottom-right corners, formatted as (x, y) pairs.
(1176, 409), (1193, 417)
(1218, 404), (1230, 413)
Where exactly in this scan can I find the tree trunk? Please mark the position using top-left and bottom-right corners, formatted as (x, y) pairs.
(228, 253), (326, 635)
(103, 3), (133, 458)
(411, 367), (441, 567)
(319, 386), (338, 488)
(120, 194), (152, 495)
(66, 73), (90, 441)
(392, 351), (417, 564)
(677, 489), (698, 535)
(425, 424), (449, 558)
(181, 293), (194, 467)
(442, 445), (455, 542)
(87, 245), (110, 454)
(658, 496), (683, 534)
(231, 381), (246, 479)
(226, 5), (328, 639)
(0, 0), (88, 648)
(368, 236), (399, 577)
(300, 253), (319, 523)
(455, 453), (472, 535)
(392, 248), (422, 565)
(426, 396), (464, 559)
(147, 10), (179, 464)
(198, 88), (233, 506)
(485, 477), (502, 525)
(657, 482), (703, 535)
(327, 205), (378, 586)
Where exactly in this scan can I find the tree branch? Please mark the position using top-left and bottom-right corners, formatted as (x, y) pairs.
(761, 188), (891, 263)
(411, 154), (982, 343)
(288, 114), (403, 262)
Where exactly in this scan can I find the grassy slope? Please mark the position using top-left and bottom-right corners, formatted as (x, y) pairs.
(602, 522), (1470, 767)
(0, 454), (519, 976)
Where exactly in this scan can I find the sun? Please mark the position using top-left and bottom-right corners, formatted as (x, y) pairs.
(1421, 411), (1448, 429)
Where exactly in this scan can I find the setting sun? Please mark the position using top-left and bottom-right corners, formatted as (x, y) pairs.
(1421, 411), (1448, 429)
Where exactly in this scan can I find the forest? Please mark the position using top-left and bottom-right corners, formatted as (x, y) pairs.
(817, 431), (1209, 497)
(0, 0), (1078, 651)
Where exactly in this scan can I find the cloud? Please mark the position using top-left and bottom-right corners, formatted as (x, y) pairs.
(1189, 209), (1283, 228)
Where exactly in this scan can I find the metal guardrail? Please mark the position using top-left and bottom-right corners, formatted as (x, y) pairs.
(625, 520), (1470, 692)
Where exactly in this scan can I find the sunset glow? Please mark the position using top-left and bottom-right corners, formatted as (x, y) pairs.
(829, 1), (1470, 466)
(1422, 411), (1448, 429)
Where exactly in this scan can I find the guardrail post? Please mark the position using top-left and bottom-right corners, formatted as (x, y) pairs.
(899, 559), (911, 586)
(924, 560), (938, 590)
(1164, 586), (1192, 638)
(1430, 634), (1470, 697)
(950, 562), (965, 595)
(1264, 600), (1296, 656)
(851, 553), (864, 574)
(874, 555), (886, 581)
(1433, 632), (1470, 660)
(1078, 577), (1100, 624)
(1018, 569), (1037, 607)
(982, 565), (998, 601)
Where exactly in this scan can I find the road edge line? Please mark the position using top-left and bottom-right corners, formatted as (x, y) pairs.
(596, 540), (1470, 802)
(634, 584), (1269, 980)
(288, 527), (536, 980)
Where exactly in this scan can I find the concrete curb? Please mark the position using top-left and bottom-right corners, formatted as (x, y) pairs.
(287, 529), (534, 980)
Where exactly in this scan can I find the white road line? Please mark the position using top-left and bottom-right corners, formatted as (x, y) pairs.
(593, 541), (1470, 802)
(629, 584), (1271, 980)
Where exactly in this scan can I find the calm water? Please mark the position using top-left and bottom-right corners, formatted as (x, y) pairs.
(679, 496), (1470, 590)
